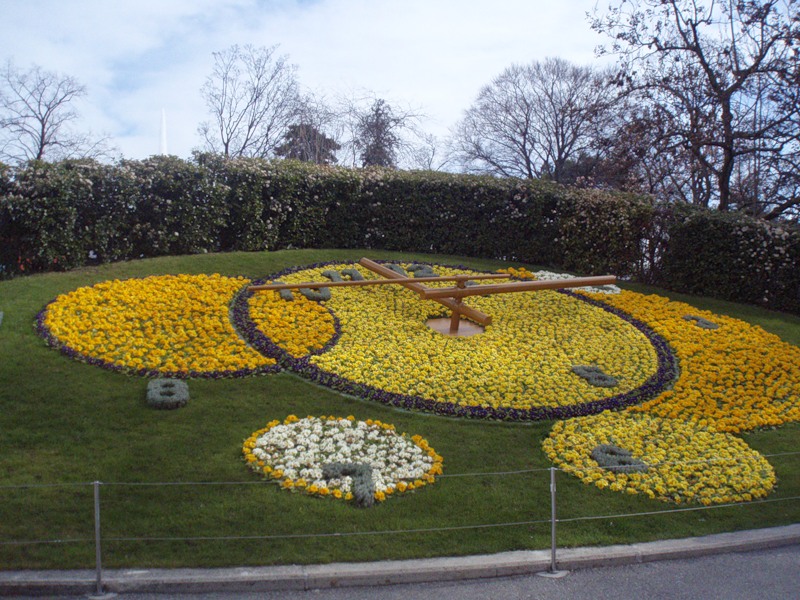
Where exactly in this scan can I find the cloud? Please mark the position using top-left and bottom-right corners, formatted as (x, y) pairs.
(1, 0), (608, 160)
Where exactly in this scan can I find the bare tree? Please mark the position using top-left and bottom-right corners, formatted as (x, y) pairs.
(198, 44), (300, 158)
(335, 94), (422, 168)
(590, 61), (721, 204)
(451, 63), (538, 179)
(451, 58), (616, 181)
(0, 60), (113, 164)
(591, 0), (800, 216)
(408, 132), (452, 171)
(274, 93), (341, 164)
(729, 69), (800, 219)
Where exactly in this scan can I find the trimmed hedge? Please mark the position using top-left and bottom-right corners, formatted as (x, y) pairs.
(123, 156), (229, 258)
(1, 160), (90, 273)
(658, 206), (800, 313)
(555, 187), (656, 278)
(320, 169), (563, 266)
(1, 156), (798, 313)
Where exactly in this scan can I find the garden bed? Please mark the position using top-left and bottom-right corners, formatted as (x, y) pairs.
(1, 249), (798, 569)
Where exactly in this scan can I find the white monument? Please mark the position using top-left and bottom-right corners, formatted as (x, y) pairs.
(159, 108), (168, 155)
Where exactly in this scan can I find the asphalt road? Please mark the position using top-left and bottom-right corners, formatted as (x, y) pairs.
(7, 544), (799, 600)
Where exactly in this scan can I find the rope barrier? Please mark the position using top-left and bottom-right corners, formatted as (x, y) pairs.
(0, 538), (92, 546)
(5, 495), (797, 550)
(103, 519), (554, 544)
(438, 467), (553, 478)
(4, 492), (798, 549)
(557, 494), (800, 524)
(2, 449), (799, 490)
(0, 452), (800, 564)
(0, 481), (94, 490)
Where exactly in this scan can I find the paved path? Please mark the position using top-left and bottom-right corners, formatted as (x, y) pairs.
(4, 546), (799, 600)
(115, 545), (800, 600)
(1, 525), (798, 598)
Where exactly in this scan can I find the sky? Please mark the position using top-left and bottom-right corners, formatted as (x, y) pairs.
(0, 0), (611, 162)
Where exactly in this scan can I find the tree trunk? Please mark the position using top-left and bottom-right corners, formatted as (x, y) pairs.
(717, 98), (735, 211)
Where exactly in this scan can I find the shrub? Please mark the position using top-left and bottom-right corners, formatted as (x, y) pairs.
(0, 161), (89, 274)
(123, 156), (229, 258)
(71, 160), (139, 264)
(3, 155), (799, 314)
(658, 207), (800, 313)
(322, 270), (343, 282)
(199, 154), (295, 252)
(555, 187), (656, 278)
(682, 315), (720, 330)
(408, 264), (436, 278)
(298, 287), (331, 302)
(572, 365), (619, 388)
(271, 281), (295, 301)
(340, 268), (364, 281)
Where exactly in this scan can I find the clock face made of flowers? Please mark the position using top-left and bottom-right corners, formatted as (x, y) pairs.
(36, 262), (671, 419)
(37, 261), (800, 505)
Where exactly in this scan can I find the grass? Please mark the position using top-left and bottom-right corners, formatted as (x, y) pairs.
(0, 248), (798, 569)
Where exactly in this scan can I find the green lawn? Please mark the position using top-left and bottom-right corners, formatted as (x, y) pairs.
(0, 249), (798, 569)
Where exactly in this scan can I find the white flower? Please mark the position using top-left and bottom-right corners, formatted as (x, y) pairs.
(247, 416), (440, 496)
(535, 270), (621, 294)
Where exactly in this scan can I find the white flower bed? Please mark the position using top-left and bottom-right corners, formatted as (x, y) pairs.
(243, 416), (443, 503)
(534, 270), (621, 294)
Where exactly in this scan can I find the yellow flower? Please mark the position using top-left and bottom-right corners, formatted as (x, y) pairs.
(591, 290), (800, 433)
(248, 290), (336, 357)
(282, 263), (662, 414)
(42, 274), (276, 376)
(542, 411), (775, 504)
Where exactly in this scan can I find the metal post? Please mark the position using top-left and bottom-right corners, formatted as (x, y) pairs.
(93, 481), (104, 596)
(550, 466), (557, 572)
(538, 467), (568, 578)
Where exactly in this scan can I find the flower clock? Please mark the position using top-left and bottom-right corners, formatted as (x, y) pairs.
(37, 261), (800, 506)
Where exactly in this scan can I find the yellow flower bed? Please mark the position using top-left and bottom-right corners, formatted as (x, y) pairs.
(542, 411), (776, 504)
(273, 264), (661, 413)
(248, 291), (336, 357)
(497, 266), (537, 280)
(588, 290), (800, 433)
(41, 274), (276, 376)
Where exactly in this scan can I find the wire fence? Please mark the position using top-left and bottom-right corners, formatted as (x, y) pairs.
(1, 451), (799, 596)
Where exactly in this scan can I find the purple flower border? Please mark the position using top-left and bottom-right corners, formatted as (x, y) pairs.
(230, 272), (343, 366)
(235, 260), (679, 422)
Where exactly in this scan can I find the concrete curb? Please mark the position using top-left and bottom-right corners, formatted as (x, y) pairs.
(1, 524), (798, 596)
